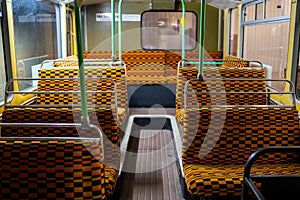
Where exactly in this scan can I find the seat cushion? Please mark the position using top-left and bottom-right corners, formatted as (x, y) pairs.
(176, 108), (184, 124)
(104, 166), (119, 197)
(184, 163), (300, 197)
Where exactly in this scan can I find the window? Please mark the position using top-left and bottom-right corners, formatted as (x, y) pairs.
(244, 0), (291, 22)
(141, 11), (197, 50)
(242, 0), (291, 91)
(12, 0), (59, 91)
(266, 0), (291, 18)
(66, 9), (75, 56)
(0, 20), (6, 103)
(229, 8), (238, 56)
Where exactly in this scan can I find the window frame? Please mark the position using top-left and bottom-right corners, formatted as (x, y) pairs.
(241, 0), (291, 56)
(239, 0), (290, 56)
(11, 0), (62, 92)
(292, 1), (300, 99)
(240, 0), (292, 92)
(0, 0), (13, 105)
(227, 7), (239, 56)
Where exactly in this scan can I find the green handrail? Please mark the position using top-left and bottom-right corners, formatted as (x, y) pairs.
(181, 0), (186, 67)
(74, 0), (89, 127)
(198, 0), (206, 79)
(186, 61), (223, 65)
(111, 0), (116, 61)
(118, 0), (123, 62)
(118, 0), (185, 63)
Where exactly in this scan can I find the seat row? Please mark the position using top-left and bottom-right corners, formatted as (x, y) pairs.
(1, 52), (296, 199)
(176, 63), (300, 199)
(0, 64), (129, 199)
(59, 50), (224, 85)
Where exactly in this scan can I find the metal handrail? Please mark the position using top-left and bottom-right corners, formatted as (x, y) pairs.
(41, 58), (126, 68)
(0, 123), (104, 155)
(74, 0), (88, 127)
(4, 77), (120, 121)
(178, 59), (264, 69)
(183, 78), (296, 108)
(242, 146), (300, 200)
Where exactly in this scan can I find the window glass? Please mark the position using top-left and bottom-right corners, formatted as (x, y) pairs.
(244, 4), (256, 22)
(283, 0), (291, 16)
(0, 23), (6, 103)
(256, 2), (264, 20)
(66, 10), (74, 56)
(141, 11), (197, 50)
(245, 0), (290, 22)
(12, 0), (58, 91)
(243, 22), (290, 90)
(229, 8), (238, 56)
(266, 0), (283, 18)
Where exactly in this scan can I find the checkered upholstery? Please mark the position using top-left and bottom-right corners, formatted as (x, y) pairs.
(164, 51), (224, 82)
(123, 50), (166, 70)
(84, 51), (113, 59)
(37, 67), (127, 124)
(222, 55), (250, 68)
(182, 107), (300, 197)
(123, 50), (167, 85)
(105, 166), (120, 197)
(0, 140), (106, 199)
(1, 107), (81, 137)
(1, 107), (120, 197)
(81, 50), (223, 85)
(53, 60), (78, 67)
(1, 107), (120, 158)
(165, 51), (223, 71)
(38, 68), (77, 105)
(184, 79), (267, 108)
(176, 67), (266, 124)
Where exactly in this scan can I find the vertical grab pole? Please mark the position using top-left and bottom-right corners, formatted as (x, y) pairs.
(181, 0), (186, 67)
(118, 0), (123, 62)
(111, 0), (116, 61)
(198, 0), (206, 79)
(74, 0), (89, 127)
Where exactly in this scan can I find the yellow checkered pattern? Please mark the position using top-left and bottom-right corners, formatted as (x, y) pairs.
(182, 107), (300, 198)
(176, 67), (266, 123)
(222, 55), (250, 68)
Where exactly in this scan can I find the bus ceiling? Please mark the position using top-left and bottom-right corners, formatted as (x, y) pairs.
(56, 0), (254, 10)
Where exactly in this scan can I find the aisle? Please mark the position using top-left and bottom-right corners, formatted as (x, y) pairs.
(119, 129), (183, 200)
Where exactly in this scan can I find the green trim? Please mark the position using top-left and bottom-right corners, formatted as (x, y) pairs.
(118, 0), (123, 62)
(111, 0), (116, 60)
(186, 61), (223, 65)
(198, 0), (206, 76)
(181, 0), (186, 67)
(74, 0), (89, 121)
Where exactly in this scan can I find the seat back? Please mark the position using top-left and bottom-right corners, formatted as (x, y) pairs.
(184, 79), (267, 107)
(37, 66), (127, 123)
(182, 107), (300, 165)
(222, 55), (250, 68)
(0, 139), (106, 199)
(176, 67), (266, 120)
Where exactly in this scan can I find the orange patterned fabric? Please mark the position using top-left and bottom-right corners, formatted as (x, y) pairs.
(175, 67), (266, 123)
(182, 107), (300, 197)
(0, 140), (106, 199)
(1, 107), (120, 197)
(184, 163), (300, 197)
(82, 50), (223, 85)
(222, 55), (250, 68)
(37, 66), (128, 124)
